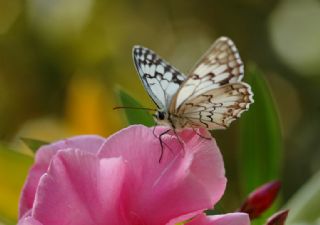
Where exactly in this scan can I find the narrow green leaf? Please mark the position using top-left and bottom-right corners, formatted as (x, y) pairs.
(239, 64), (282, 195)
(0, 144), (33, 223)
(285, 169), (320, 224)
(115, 87), (155, 126)
(20, 137), (49, 153)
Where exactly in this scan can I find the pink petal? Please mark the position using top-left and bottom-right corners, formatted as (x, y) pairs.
(187, 213), (250, 225)
(17, 216), (42, 225)
(17, 210), (42, 225)
(30, 149), (126, 225)
(98, 125), (227, 225)
(19, 135), (106, 218)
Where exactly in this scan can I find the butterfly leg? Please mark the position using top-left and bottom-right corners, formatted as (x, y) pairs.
(152, 125), (158, 139)
(153, 126), (174, 161)
(158, 129), (171, 163)
(172, 128), (185, 151)
(192, 127), (212, 140)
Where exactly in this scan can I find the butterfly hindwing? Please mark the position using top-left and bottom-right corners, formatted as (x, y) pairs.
(132, 46), (186, 109)
(172, 37), (245, 111)
(177, 83), (253, 129)
(132, 37), (253, 130)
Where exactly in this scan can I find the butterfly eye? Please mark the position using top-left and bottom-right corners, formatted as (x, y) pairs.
(158, 111), (165, 120)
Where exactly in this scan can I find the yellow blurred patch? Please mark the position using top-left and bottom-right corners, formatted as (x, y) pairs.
(65, 74), (123, 136)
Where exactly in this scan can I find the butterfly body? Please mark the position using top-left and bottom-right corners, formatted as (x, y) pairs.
(153, 110), (189, 130)
(133, 37), (254, 132)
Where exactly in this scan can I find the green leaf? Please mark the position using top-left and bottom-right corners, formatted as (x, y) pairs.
(239, 64), (282, 195)
(115, 87), (155, 126)
(20, 137), (49, 153)
(0, 144), (33, 224)
(285, 169), (320, 224)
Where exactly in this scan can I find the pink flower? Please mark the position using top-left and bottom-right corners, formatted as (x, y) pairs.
(18, 125), (250, 225)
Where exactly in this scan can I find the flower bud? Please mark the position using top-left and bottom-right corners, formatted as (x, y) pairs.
(239, 181), (281, 219)
(266, 210), (289, 225)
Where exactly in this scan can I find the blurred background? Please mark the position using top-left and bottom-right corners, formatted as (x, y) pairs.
(0, 0), (320, 224)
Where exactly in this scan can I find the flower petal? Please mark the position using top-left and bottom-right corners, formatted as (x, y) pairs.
(17, 216), (43, 225)
(98, 125), (227, 225)
(17, 210), (42, 225)
(187, 213), (250, 225)
(31, 149), (126, 225)
(19, 135), (106, 218)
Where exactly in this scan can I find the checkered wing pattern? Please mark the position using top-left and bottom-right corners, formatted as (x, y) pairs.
(133, 46), (186, 110)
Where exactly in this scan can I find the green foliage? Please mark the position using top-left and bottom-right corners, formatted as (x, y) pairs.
(285, 169), (320, 224)
(239, 65), (282, 195)
(115, 88), (155, 127)
(0, 144), (33, 224)
(238, 65), (283, 225)
(21, 138), (49, 154)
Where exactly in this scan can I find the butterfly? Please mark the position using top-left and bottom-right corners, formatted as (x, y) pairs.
(132, 36), (254, 135)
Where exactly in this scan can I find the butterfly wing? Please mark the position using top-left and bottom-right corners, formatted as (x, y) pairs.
(133, 46), (186, 110)
(170, 37), (253, 129)
(171, 36), (246, 111)
(176, 83), (253, 129)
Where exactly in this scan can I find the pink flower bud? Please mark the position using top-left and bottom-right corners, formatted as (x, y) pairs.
(266, 210), (289, 225)
(239, 180), (281, 219)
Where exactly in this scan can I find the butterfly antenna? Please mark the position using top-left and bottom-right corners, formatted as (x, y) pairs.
(113, 106), (157, 112)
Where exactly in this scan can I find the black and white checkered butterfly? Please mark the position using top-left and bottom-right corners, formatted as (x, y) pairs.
(133, 37), (254, 131)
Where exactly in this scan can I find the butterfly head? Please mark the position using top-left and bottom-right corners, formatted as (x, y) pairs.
(153, 110), (170, 125)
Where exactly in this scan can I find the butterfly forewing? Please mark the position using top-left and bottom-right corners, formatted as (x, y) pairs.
(133, 46), (186, 110)
(177, 83), (253, 129)
(172, 37), (245, 111)
(132, 37), (253, 131)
